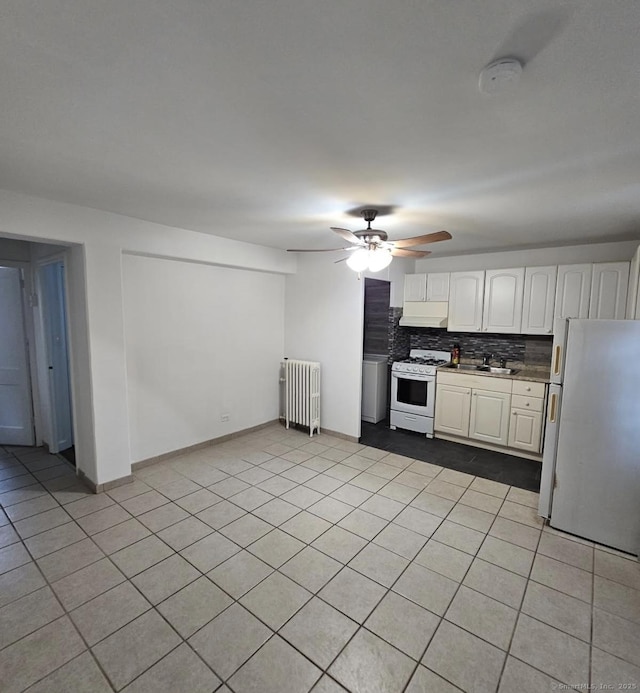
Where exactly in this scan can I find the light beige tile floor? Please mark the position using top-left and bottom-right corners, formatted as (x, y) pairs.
(1, 426), (640, 692)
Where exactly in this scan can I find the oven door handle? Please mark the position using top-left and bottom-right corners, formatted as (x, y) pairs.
(391, 372), (432, 381)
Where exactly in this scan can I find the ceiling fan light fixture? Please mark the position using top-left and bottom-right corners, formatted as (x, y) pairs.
(367, 247), (393, 272)
(346, 248), (371, 272)
(346, 246), (393, 273)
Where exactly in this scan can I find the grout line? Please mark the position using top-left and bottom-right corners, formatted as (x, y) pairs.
(3, 436), (639, 693)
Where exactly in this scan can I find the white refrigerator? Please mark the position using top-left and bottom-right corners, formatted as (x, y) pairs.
(539, 318), (640, 556)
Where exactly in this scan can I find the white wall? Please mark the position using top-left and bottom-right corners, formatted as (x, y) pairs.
(416, 241), (638, 273)
(284, 254), (365, 439)
(123, 254), (285, 462)
(0, 189), (295, 485)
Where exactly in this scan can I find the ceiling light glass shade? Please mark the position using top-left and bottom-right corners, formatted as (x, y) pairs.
(367, 248), (393, 272)
(346, 248), (371, 272)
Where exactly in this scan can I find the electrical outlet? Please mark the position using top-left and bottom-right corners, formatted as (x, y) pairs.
(220, 414), (230, 422)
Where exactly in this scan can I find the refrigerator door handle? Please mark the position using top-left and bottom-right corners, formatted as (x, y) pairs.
(549, 393), (558, 423)
(553, 345), (562, 376)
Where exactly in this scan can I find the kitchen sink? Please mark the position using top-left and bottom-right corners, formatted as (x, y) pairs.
(447, 364), (518, 375)
(479, 366), (519, 375)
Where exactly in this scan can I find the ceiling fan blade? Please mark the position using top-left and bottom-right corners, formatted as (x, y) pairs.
(392, 231), (452, 248)
(331, 227), (362, 245)
(287, 247), (350, 252)
(391, 248), (432, 258)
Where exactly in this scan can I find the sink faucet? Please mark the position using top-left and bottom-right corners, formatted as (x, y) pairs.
(499, 357), (507, 369)
(482, 353), (493, 366)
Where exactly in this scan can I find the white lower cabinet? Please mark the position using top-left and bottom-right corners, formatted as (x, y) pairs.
(469, 390), (511, 446)
(508, 408), (543, 453)
(435, 372), (546, 456)
(434, 385), (471, 437)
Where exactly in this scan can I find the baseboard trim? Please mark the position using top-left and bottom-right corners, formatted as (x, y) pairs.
(76, 468), (135, 494)
(90, 418), (359, 493)
(131, 419), (280, 473)
(277, 418), (359, 444)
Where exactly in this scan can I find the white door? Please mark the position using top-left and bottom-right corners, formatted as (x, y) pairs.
(589, 262), (629, 319)
(0, 266), (35, 446)
(554, 264), (592, 319)
(522, 266), (557, 335)
(434, 384), (471, 437)
(482, 268), (525, 333)
(447, 271), (484, 332)
(39, 262), (73, 453)
(469, 389), (511, 446)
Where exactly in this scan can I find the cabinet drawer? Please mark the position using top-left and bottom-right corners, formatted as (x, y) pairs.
(512, 380), (546, 398)
(511, 394), (544, 412)
(437, 371), (512, 394)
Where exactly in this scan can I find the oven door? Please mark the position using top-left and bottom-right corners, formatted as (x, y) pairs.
(391, 372), (436, 417)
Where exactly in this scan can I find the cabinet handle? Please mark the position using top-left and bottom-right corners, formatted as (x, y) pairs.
(525, 402), (530, 407)
(553, 345), (562, 375)
(549, 393), (558, 423)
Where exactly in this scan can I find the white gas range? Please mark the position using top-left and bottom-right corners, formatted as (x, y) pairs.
(390, 349), (450, 437)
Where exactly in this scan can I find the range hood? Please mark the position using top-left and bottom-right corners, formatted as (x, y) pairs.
(399, 301), (448, 328)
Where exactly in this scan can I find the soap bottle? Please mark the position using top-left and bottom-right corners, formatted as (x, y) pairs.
(451, 343), (460, 365)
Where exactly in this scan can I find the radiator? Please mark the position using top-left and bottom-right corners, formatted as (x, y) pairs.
(282, 359), (321, 437)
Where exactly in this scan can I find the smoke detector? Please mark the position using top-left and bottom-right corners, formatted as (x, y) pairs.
(479, 58), (523, 95)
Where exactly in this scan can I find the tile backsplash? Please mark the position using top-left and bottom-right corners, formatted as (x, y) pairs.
(388, 309), (553, 365)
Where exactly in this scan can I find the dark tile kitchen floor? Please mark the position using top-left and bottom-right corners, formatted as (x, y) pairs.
(360, 420), (542, 493)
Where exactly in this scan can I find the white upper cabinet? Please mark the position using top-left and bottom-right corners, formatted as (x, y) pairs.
(482, 268), (525, 333)
(627, 246), (640, 320)
(404, 273), (427, 302)
(589, 262), (629, 319)
(403, 272), (450, 302)
(522, 266), (557, 335)
(426, 273), (450, 302)
(555, 264), (592, 319)
(448, 271), (485, 332)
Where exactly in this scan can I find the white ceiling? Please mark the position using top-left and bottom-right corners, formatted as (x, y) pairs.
(1, 1), (640, 256)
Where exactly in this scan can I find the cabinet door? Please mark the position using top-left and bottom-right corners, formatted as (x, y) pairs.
(482, 268), (525, 333)
(522, 266), (557, 334)
(555, 265), (592, 319)
(589, 262), (630, 319)
(508, 408), (543, 453)
(469, 390), (511, 446)
(426, 273), (450, 301)
(435, 385), (471, 437)
(404, 274), (427, 302)
(626, 246), (640, 319)
(447, 271), (484, 332)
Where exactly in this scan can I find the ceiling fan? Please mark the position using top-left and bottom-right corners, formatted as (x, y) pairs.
(287, 209), (452, 273)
